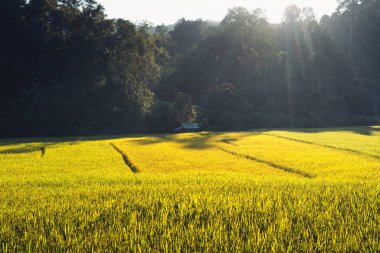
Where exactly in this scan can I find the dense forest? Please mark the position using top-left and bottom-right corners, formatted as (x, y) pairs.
(1, 0), (380, 137)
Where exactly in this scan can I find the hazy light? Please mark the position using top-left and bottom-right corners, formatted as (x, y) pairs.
(98, 0), (338, 24)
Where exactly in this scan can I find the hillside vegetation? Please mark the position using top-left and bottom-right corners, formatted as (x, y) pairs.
(1, 126), (379, 252)
(2, 0), (380, 136)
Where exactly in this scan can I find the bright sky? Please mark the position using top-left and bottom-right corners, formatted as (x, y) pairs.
(98, 0), (339, 25)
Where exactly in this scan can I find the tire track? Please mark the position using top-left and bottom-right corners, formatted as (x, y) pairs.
(218, 147), (314, 178)
(110, 143), (139, 174)
(263, 133), (380, 160)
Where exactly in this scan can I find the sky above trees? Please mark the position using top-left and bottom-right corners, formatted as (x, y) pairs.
(98, 0), (339, 24)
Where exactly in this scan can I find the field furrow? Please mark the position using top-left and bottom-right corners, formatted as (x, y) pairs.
(114, 135), (295, 177)
(109, 143), (140, 173)
(218, 133), (380, 181)
(218, 147), (314, 178)
(267, 126), (380, 157)
(263, 132), (380, 160)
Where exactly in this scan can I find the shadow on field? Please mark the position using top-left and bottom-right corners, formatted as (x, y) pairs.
(1, 126), (378, 151)
(127, 131), (257, 150)
(0, 132), (233, 151)
(127, 132), (218, 149)
(0, 135), (136, 157)
(266, 125), (380, 136)
(0, 142), (57, 156)
(0, 135), (129, 147)
(0, 145), (39, 155)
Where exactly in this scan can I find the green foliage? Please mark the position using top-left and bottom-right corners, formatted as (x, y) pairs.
(171, 92), (197, 125)
(145, 100), (173, 132)
(170, 18), (209, 56)
(1, 0), (380, 135)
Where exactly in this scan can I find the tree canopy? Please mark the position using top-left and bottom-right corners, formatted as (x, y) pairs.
(1, 0), (380, 137)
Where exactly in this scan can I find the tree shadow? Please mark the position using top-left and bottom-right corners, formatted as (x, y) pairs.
(125, 132), (217, 149)
(0, 134), (132, 147)
(0, 135), (136, 157)
(0, 145), (40, 155)
(259, 125), (380, 136)
(126, 131), (256, 150)
(1, 125), (378, 153)
(0, 142), (58, 155)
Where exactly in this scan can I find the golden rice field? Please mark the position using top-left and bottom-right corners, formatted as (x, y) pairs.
(1, 126), (380, 252)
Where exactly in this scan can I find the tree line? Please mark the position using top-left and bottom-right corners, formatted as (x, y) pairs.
(1, 0), (379, 137)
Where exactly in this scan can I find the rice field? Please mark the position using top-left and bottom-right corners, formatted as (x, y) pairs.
(1, 126), (380, 252)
